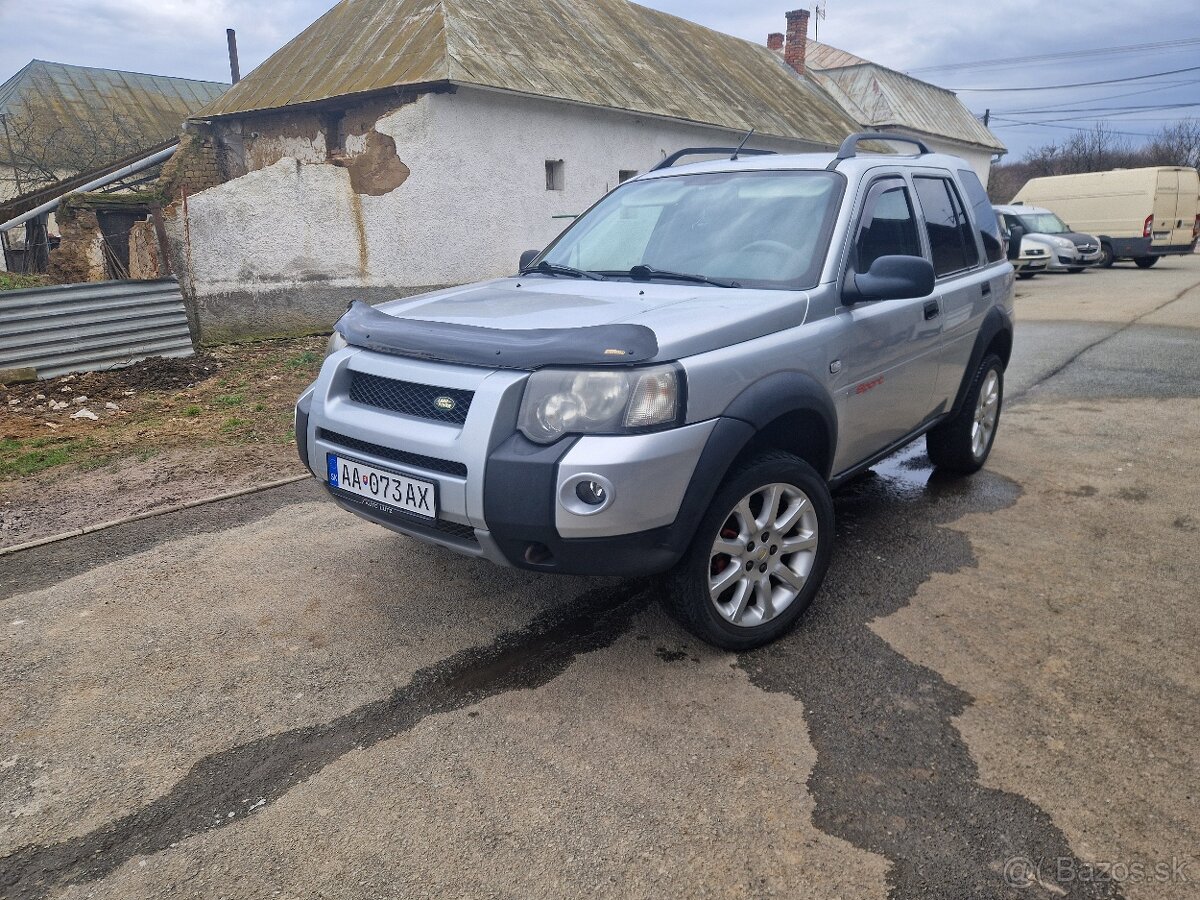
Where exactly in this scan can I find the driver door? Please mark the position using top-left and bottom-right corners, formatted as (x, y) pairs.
(831, 176), (942, 473)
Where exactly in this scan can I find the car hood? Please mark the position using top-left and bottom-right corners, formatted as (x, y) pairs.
(371, 276), (810, 363)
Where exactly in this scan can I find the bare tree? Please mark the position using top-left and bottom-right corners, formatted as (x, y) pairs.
(989, 118), (1200, 202)
(1143, 119), (1200, 169)
(1, 108), (158, 196)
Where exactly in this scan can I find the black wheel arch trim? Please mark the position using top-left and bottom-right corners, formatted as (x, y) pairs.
(720, 371), (839, 479)
(950, 307), (1012, 417)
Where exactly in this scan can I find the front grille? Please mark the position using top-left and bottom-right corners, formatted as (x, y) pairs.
(320, 429), (467, 477)
(349, 371), (472, 425)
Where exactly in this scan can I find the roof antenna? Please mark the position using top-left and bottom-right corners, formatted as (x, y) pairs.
(731, 128), (756, 161)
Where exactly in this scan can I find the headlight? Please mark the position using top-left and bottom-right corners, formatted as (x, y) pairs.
(326, 330), (348, 356)
(1053, 236), (1074, 248)
(518, 365), (683, 444)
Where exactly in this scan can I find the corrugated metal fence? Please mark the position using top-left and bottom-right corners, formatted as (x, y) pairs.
(0, 279), (194, 380)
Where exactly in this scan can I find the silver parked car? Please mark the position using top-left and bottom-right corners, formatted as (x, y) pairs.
(995, 203), (1102, 273)
(297, 133), (1015, 649)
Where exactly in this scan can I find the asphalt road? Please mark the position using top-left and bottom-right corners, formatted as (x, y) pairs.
(2, 257), (1199, 900)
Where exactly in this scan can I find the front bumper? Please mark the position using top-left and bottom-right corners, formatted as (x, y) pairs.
(1048, 246), (1102, 270)
(298, 347), (720, 576)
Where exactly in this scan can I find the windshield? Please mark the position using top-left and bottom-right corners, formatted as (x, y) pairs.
(536, 170), (843, 290)
(1017, 212), (1070, 235)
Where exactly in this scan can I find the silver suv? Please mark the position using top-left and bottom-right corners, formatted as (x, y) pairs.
(296, 133), (1014, 649)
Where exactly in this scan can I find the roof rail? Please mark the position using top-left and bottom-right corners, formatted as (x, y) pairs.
(825, 132), (932, 171)
(651, 147), (776, 172)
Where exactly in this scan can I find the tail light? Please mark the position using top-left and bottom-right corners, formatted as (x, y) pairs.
(1143, 214), (1153, 238)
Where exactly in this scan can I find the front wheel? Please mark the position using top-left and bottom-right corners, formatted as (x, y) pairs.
(1098, 243), (1115, 268)
(1067, 267), (1085, 274)
(926, 354), (1003, 475)
(1017, 272), (1036, 280)
(1134, 256), (1159, 269)
(665, 452), (834, 650)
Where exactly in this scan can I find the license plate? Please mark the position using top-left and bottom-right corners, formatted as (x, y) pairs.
(327, 454), (436, 519)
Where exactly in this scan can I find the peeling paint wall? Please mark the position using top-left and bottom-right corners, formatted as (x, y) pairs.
(174, 86), (829, 343)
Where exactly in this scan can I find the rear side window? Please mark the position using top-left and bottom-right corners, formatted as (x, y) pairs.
(855, 179), (922, 271)
(958, 169), (1005, 262)
(914, 176), (980, 276)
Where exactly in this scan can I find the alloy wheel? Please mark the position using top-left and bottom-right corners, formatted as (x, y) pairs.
(708, 482), (819, 627)
(972, 369), (1000, 459)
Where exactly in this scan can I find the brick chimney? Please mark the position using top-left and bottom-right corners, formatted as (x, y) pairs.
(767, 32), (784, 52)
(784, 9), (810, 74)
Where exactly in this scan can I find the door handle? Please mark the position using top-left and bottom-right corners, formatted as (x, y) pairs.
(981, 282), (992, 297)
(923, 300), (940, 320)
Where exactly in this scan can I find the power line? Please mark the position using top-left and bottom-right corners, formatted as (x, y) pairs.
(908, 37), (1200, 74)
(951, 64), (1200, 93)
(988, 117), (1159, 139)
(1005, 101), (1200, 115)
(997, 79), (1200, 114)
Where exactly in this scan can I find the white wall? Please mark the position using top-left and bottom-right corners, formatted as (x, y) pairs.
(173, 86), (831, 340)
(895, 131), (995, 185)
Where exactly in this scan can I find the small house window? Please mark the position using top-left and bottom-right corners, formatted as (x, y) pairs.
(618, 169), (638, 183)
(545, 160), (565, 191)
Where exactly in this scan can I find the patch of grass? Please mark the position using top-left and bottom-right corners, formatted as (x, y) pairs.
(0, 272), (50, 292)
(285, 350), (320, 371)
(183, 405), (202, 417)
(220, 417), (248, 433)
(0, 436), (95, 477)
(216, 394), (244, 407)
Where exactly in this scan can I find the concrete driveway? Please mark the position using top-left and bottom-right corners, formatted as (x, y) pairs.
(3, 258), (1198, 900)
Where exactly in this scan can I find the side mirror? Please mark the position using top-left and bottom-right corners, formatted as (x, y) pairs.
(519, 249), (540, 271)
(1006, 225), (1025, 260)
(849, 255), (935, 303)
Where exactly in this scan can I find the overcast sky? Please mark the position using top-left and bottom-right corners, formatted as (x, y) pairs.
(2, 0), (1197, 158)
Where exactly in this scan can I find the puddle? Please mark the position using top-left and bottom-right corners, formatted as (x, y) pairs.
(741, 447), (1123, 898)
(0, 581), (652, 900)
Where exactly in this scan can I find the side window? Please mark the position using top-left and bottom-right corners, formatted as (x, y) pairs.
(856, 180), (922, 272)
(913, 176), (978, 276)
(958, 169), (1005, 262)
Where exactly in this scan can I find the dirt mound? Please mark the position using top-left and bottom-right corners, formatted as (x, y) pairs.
(1, 354), (222, 406)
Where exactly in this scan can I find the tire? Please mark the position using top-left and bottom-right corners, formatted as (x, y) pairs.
(1098, 243), (1115, 268)
(1017, 272), (1036, 280)
(665, 451), (834, 650)
(1134, 256), (1159, 269)
(926, 353), (1003, 475)
(1067, 267), (1085, 274)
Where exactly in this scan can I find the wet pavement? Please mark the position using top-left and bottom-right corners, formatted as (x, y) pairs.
(2, 256), (1198, 899)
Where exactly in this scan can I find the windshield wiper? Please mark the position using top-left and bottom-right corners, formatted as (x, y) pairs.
(626, 265), (738, 288)
(520, 260), (606, 281)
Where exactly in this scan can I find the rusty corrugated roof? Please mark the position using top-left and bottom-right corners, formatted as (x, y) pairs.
(809, 59), (1005, 153)
(0, 60), (227, 170)
(198, 0), (861, 146)
(805, 40), (871, 70)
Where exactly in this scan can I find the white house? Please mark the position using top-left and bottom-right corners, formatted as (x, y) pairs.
(165, 0), (864, 342)
(763, 12), (1005, 185)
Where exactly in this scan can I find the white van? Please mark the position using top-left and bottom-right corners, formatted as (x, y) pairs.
(1012, 166), (1199, 268)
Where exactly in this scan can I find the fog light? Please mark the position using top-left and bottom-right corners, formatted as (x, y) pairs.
(576, 480), (607, 506)
(560, 473), (615, 516)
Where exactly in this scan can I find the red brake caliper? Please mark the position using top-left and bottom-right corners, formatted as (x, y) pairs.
(711, 522), (738, 576)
